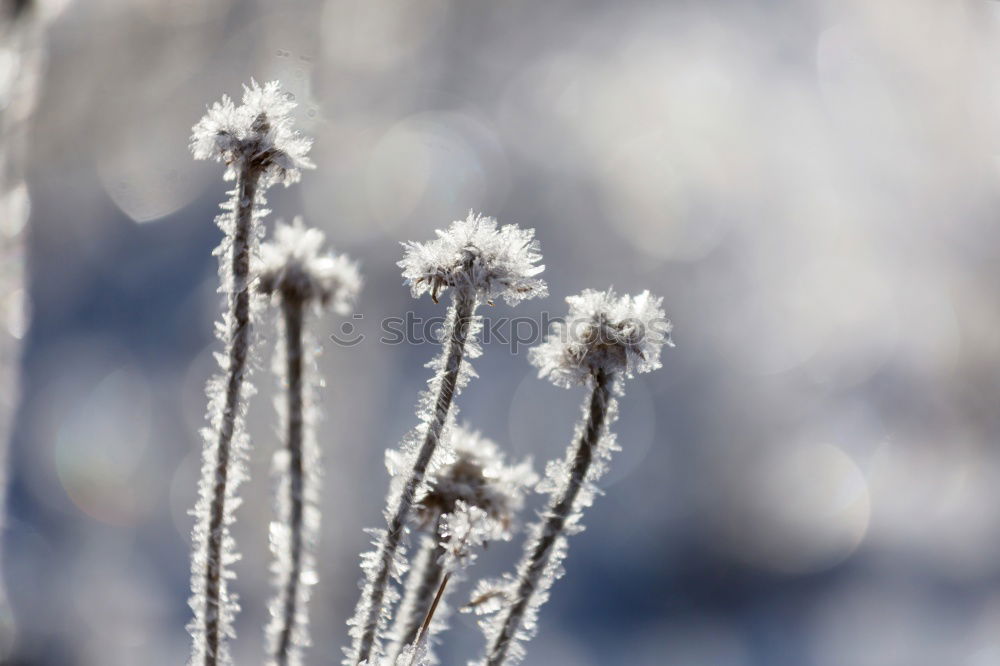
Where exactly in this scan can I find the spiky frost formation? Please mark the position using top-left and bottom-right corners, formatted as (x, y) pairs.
(261, 220), (360, 666)
(388, 427), (537, 662)
(530, 289), (671, 389)
(191, 80), (314, 188)
(259, 218), (362, 314)
(439, 501), (496, 573)
(391, 503), (500, 666)
(346, 217), (546, 665)
(188, 80), (313, 666)
(360, 642), (429, 666)
(476, 289), (671, 666)
(399, 211), (546, 305)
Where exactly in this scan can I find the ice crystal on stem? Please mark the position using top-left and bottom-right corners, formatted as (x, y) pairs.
(187, 81), (312, 666)
(260, 220), (360, 666)
(345, 213), (546, 665)
(395, 502), (501, 666)
(477, 289), (671, 666)
(387, 427), (536, 663)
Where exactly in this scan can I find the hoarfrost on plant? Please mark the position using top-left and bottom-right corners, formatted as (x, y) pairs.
(258, 217), (362, 313)
(191, 79), (314, 187)
(398, 211), (546, 305)
(529, 288), (671, 388)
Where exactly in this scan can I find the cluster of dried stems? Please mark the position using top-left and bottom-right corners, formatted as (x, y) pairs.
(183, 80), (672, 666)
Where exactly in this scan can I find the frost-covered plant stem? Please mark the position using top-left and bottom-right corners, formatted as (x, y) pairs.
(388, 425), (536, 663)
(260, 219), (361, 666)
(352, 288), (476, 664)
(393, 529), (446, 652)
(485, 368), (611, 666)
(350, 214), (545, 665)
(274, 297), (305, 665)
(409, 570), (452, 664)
(473, 288), (669, 665)
(201, 164), (260, 666)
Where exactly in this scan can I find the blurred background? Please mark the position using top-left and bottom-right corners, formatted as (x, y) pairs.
(3, 0), (1000, 664)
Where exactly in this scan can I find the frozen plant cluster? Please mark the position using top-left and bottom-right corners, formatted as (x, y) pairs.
(347, 215), (547, 665)
(188, 81), (326, 666)
(387, 426), (536, 664)
(181, 80), (672, 666)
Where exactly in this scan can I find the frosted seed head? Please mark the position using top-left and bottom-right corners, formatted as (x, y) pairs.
(191, 80), (314, 187)
(258, 218), (362, 313)
(415, 425), (537, 538)
(530, 288), (672, 387)
(398, 211), (547, 305)
(439, 501), (494, 573)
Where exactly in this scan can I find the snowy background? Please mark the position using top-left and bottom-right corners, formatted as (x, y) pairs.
(6, 0), (1000, 664)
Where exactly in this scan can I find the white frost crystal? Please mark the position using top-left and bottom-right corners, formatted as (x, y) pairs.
(439, 502), (494, 574)
(398, 211), (547, 305)
(191, 79), (314, 187)
(259, 218), (362, 313)
(529, 288), (671, 389)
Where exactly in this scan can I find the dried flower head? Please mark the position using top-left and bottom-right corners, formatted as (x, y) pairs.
(409, 425), (537, 536)
(191, 79), (314, 187)
(258, 218), (362, 313)
(530, 289), (672, 388)
(439, 502), (495, 573)
(398, 211), (547, 305)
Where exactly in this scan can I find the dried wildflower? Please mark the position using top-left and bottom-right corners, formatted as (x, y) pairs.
(188, 80), (312, 666)
(477, 289), (671, 666)
(191, 80), (314, 188)
(260, 220), (360, 666)
(398, 211), (546, 305)
(387, 427), (536, 662)
(530, 289), (671, 388)
(259, 218), (362, 314)
(345, 214), (546, 666)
